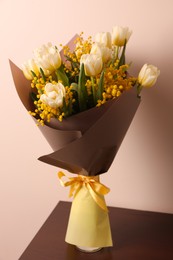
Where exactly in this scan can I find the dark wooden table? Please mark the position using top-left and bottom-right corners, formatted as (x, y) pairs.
(19, 201), (173, 260)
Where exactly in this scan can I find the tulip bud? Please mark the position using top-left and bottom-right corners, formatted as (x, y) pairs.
(138, 64), (160, 88)
(112, 26), (132, 47)
(95, 32), (112, 49)
(80, 54), (103, 76)
(22, 59), (39, 80)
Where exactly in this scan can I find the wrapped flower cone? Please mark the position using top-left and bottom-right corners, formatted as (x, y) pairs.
(10, 28), (159, 251)
(10, 59), (139, 249)
(10, 60), (140, 176)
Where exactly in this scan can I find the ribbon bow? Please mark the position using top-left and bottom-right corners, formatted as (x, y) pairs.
(58, 172), (110, 212)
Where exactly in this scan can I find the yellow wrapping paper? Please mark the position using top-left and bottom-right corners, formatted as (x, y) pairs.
(64, 178), (113, 248)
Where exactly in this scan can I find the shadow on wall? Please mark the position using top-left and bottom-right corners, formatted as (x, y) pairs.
(127, 46), (173, 176)
(137, 60), (173, 174)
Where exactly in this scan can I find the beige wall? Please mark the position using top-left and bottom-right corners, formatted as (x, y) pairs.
(0, 0), (173, 259)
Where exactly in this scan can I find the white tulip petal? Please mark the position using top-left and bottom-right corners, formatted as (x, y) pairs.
(40, 82), (65, 108)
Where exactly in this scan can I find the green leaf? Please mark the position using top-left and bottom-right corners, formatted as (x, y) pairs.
(30, 92), (38, 102)
(61, 97), (67, 115)
(96, 70), (104, 100)
(61, 96), (74, 117)
(31, 70), (37, 78)
(56, 65), (69, 86)
(68, 98), (73, 116)
(78, 63), (87, 111)
(71, 82), (78, 92)
(91, 76), (96, 105)
(118, 40), (127, 68)
(40, 68), (46, 82)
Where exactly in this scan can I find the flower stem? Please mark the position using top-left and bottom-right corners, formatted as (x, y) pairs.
(91, 76), (96, 105)
(136, 83), (143, 98)
(112, 46), (119, 67)
(115, 46), (119, 60)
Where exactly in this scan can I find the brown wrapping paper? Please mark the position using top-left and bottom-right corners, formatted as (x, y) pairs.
(10, 59), (140, 176)
(10, 34), (140, 176)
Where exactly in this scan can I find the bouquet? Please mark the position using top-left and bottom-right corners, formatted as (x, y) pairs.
(10, 26), (160, 251)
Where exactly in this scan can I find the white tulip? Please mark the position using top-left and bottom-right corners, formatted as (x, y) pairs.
(138, 64), (160, 88)
(80, 54), (103, 76)
(95, 32), (112, 49)
(34, 43), (61, 76)
(40, 82), (65, 108)
(112, 26), (132, 47)
(22, 59), (39, 80)
(90, 43), (112, 63)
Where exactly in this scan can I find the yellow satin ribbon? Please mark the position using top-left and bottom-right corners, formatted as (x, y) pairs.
(58, 171), (110, 212)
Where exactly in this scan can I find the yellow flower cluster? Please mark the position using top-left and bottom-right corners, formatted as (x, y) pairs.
(60, 34), (137, 112)
(29, 101), (60, 126)
(23, 28), (157, 125)
(96, 64), (136, 106)
(62, 33), (93, 79)
(85, 79), (92, 95)
(74, 33), (93, 61)
(30, 75), (74, 125)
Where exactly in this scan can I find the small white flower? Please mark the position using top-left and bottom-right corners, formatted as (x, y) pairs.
(40, 82), (65, 108)
(138, 64), (160, 88)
